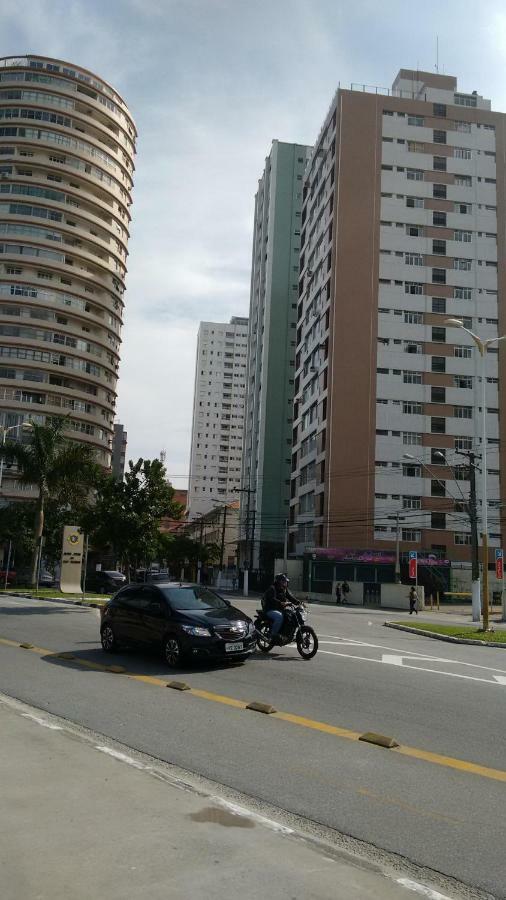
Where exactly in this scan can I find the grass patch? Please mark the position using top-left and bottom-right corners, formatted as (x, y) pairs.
(1, 587), (108, 602)
(394, 621), (506, 643)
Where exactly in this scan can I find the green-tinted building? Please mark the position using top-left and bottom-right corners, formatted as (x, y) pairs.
(240, 140), (312, 578)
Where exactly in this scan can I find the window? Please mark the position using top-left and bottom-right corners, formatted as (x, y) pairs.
(431, 417), (446, 434)
(403, 432), (422, 445)
(454, 287), (472, 300)
(433, 239), (446, 255)
(454, 345), (472, 359)
(433, 211), (447, 227)
(432, 297), (446, 313)
(403, 401), (422, 414)
(407, 168), (424, 181)
(431, 386), (446, 403)
(454, 230), (472, 242)
(454, 405), (472, 418)
(407, 197), (424, 208)
(431, 512), (446, 530)
(403, 463), (421, 478)
(405, 282), (423, 295)
(455, 203), (471, 215)
(433, 103), (446, 117)
(404, 311), (423, 324)
(433, 156), (447, 171)
(455, 174), (472, 187)
(405, 252), (423, 266)
(455, 436), (472, 451)
(403, 496), (421, 510)
(432, 326), (446, 342)
(402, 529), (421, 542)
(431, 356), (446, 372)
(433, 183), (447, 199)
(408, 115), (424, 126)
(433, 130), (446, 143)
(432, 268), (446, 284)
(403, 370), (422, 384)
(455, 147), (472, 159)
(455, 533), (472, 545)
(431, 480), (446, 497)
(454, 375), (473, 389)
(454, 258), (472, 271)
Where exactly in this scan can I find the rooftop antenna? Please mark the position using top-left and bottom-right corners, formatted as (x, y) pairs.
(160, 449), (166, 464)
(435, 35), (439, 74)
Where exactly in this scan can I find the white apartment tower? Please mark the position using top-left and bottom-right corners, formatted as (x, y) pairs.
(188, 316), (248, 520)
(291, 69), (505, 586)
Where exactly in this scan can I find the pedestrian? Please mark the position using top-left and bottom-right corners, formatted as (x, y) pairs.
(409, 585), (418, 615)
(342, 580), (350, 604)
(335, 582), (341, 605)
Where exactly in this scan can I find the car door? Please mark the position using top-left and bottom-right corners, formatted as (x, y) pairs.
(139, 586), (168, 646)
(114, 587), (147, 643)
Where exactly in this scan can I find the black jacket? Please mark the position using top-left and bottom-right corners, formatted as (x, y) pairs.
(263, 584), (298, 612)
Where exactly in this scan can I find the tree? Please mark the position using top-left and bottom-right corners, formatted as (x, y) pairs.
(0, 501), (35, 571)
(84, 458), (182, 574)
(1, 418), (98, 586)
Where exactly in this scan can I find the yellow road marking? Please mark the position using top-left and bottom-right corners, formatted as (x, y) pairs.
(2, 634), (506, 785)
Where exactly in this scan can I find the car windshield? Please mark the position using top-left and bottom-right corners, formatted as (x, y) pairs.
(161, 586), (228, 610)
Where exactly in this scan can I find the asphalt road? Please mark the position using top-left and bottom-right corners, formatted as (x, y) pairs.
(1, 593), (505, 898)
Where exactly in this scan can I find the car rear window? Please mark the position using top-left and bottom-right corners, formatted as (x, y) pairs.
(161, 586), (228, 610)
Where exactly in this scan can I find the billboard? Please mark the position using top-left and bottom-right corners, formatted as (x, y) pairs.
(313, 547), (450, 566)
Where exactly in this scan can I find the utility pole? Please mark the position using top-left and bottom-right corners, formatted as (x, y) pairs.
(283, 518), (288, 573)
(219, 504), (227, 570)
(197, 516), (204, 583)
(454, 450), (480, 623)
(388, 512), (405, 583)
(236, 486), (255, 596)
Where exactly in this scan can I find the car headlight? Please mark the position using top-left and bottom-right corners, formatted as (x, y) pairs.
(181, 625), (212, 637)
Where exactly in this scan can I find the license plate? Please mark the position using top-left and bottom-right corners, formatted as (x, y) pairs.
(225, 642), (244, 653)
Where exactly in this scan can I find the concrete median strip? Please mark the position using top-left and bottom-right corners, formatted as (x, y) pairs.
(3, 632), (506, 784)
(385, 621), (506, 647)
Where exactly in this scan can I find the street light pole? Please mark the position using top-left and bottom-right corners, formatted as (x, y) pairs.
(446, 319), (506, 631)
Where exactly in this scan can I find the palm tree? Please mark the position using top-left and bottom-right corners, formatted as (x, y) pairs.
(1, 418), (98, 586)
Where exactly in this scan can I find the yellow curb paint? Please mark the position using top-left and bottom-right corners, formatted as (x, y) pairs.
(3, 634), (506, 785)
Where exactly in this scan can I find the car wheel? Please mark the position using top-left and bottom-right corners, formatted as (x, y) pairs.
(164, 635), (183, 668)
(101, 624), (118, 653)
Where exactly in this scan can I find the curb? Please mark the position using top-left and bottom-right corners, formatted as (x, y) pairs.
(384, 621), (506, 648)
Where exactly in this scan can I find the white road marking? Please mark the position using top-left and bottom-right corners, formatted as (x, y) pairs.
(493, 675), (506, 685)
(395, 878), (452, 899)
(319, 638), (506, 676)
(21, 712), (62, 730)
(319, 649), (506, 686)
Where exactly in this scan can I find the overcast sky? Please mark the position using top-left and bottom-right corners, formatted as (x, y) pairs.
(2, 0), (506, 487)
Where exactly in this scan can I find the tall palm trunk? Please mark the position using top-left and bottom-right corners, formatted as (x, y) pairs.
(29, 494), (45, 588)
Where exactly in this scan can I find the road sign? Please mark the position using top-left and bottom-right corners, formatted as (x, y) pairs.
(409, 550), (418, 580)
(495, 549), (503, 580)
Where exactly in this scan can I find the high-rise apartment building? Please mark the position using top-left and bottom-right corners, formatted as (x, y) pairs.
(188, 317), (248, 519)
(291, 69), (505, 575)
(0, 55), (136, 497)
(240, 141), (311, 571)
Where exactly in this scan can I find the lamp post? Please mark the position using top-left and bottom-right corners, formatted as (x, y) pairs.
(445, 319), (506, 631)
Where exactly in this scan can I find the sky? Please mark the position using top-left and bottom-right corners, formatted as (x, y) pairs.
(2, 0), (506, 488)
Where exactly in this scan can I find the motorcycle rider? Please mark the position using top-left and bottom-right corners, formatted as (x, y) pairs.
(263, 573), (299, 643)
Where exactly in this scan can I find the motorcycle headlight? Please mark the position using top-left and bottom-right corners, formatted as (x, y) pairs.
(181, 625), (211, 637)
(248, 621), (256, 635)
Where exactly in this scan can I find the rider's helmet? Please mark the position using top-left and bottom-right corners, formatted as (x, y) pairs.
(274, 573), (289, 585)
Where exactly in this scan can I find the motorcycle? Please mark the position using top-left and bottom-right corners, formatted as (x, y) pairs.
(254, 602), (318, 660)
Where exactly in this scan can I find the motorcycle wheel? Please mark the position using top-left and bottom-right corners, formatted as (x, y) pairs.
(256, 622), (274, 653)
(296, 626), (318, 660)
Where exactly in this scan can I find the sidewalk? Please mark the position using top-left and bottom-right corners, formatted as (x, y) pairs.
(0, 696), (458, 900)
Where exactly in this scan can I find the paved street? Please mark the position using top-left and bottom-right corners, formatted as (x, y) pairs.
(1, 593), (505, 898)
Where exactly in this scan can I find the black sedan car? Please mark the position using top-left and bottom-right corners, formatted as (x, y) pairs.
(100, 582), (256, 667)
(87, 570), (126, 594)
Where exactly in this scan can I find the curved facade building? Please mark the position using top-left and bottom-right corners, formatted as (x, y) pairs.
(0, 55), (136, 489)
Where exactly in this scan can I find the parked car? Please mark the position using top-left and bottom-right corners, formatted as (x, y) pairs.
(39, 571), (55, 588)
(100, 582), (256, 667)
(87, 570), (126, 594)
